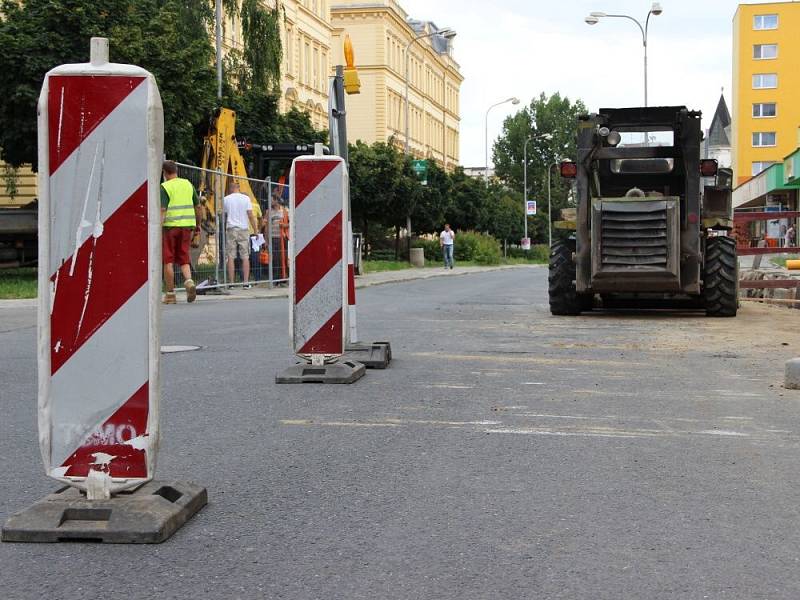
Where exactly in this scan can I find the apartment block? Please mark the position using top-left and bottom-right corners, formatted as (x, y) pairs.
(732, 2), (800, 184)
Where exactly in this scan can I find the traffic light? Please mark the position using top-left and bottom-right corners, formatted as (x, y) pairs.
(343, 34), (361, 95)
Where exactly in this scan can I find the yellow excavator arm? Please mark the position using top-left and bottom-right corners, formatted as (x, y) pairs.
(198, 108), (262, 234)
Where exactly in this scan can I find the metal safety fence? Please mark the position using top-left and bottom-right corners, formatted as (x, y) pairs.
(167, 162), (291, 293)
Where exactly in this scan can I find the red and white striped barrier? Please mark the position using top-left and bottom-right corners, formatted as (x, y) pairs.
(289, 153), (348, 360)
(37, 38), (163, 497)
(346, 221), (359, 344)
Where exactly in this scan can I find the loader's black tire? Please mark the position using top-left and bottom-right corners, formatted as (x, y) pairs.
(703, 235), (738, 317)
(549, 241), (584, 315)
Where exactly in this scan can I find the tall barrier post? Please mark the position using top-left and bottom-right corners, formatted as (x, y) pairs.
(2, 38), (206, 544)
(276, 146), (364, 383)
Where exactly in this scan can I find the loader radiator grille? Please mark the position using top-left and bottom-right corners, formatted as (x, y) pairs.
(600, 205), (668, 267)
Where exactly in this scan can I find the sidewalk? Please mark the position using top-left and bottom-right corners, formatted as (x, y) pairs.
(195, 263), (543, 302)
(0, 264), (543, 308)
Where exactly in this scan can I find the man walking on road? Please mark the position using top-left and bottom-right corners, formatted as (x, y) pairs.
(224, 181), (259, 289)
(161, 160), (202, 304)
(440, 223), (455, 269)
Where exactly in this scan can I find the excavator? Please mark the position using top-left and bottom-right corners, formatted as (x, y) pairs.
(196, 106), (320, 275)
(196, 107), (262, 265)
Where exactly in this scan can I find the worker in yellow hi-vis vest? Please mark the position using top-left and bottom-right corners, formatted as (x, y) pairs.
(161, 160), (203, 304)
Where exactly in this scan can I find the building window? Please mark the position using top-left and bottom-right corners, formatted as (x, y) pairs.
(754, 14), (778, 30)
(752, 161), (777, 176)
(752, 73), (778, 89)
(753, 103), (777, 118)
(753, 44), (778, 59)
(313, 47), (319, 90)
(752, 132), (777, 147)
(304, 43), (311, 85)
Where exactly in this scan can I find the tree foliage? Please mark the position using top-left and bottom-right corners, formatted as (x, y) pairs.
(348, 93), (585, 251)
(225, 0), (282, 92)
(493, 92), (586, 239)
(0, 0), (290, 169)
(349, 140), (421, 252)
(349, 141), (528, 251)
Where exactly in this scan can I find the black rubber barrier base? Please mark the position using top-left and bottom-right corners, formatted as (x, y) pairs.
(276, 360), (366, 384)
(344, 341), (392, 369)
(1, 480), (207, 544)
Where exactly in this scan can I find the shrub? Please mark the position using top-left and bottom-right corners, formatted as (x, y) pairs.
(454, 231), (501, 265)
(412, 239), (442, 262)
(506, 244), (549, 263)
(415, 231), (502, 265)
(367, 248), (400, 261)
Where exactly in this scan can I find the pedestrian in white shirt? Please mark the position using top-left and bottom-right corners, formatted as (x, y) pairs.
(440, 223), (455, 269)
(223, 182), (259, 288)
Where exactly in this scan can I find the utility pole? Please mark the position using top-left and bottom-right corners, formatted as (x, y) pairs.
(216, 0), (223, 101)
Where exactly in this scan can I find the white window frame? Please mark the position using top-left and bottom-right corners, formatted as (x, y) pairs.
(752, 132), (777, 147)
(754, 14), (779, 30)
(753, 73), (778, 89)
(753, 102), (777, 118)
(752, 161), (777, 176)
(753, 44), (778, 60)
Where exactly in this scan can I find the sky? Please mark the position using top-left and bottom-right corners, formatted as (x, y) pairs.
(399, 0), (777, 167)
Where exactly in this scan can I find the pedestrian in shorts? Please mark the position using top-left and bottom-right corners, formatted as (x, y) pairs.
(161, 160), (202, 304)
(223, 181), (259, 289)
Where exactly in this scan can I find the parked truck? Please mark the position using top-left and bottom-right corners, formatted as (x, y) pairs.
(550, 106), (737, 316)
(0, 165), (38, 268)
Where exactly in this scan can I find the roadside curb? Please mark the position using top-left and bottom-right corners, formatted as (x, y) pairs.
(213, 264), (544, 302)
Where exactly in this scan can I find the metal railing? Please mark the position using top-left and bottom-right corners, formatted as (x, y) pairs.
(168, 162), (291, 293)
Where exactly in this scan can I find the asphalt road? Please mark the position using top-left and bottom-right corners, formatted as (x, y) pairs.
(2, 266), (800, 599)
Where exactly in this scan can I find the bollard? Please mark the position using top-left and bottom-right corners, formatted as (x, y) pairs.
(785, 358), (800, 389)
(2, 38), (206, 544)
(276, 150), (364, 383)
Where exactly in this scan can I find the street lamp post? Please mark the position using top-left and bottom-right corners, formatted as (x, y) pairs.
(523, 137), (532, 244)
(402, 27), (455, 262)
(522, 131), (553, 248)
(585, 2), (663, 106)
(485, 97), (520, 186)
(215, 0), (223, 100)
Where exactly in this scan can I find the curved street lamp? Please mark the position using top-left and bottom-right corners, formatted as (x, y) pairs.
(485, 97), (520, 185)
(585, 2), (663, 106)
(402, 27), (455, 262)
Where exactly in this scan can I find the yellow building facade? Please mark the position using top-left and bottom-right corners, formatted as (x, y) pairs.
(329, 0), (462, 168)
(732, 2), (800, 185)
(223, 0), (333, 130)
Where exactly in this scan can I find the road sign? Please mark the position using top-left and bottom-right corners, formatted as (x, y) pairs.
(521, 238), (531, 250)
(412, 159), (428, 185)
(526, 200), (537, 216)
(290, 154), (348, 359)
(37, 38), (163, 496)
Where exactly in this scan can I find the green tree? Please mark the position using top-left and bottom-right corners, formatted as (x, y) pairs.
(412, 160), (450, 235)
(492, 92), (586, 243)
(223, 0), (282, 92)
(484, 188), (524, 245)
(0, 0), (286, 169)
(445, 167), (489, 233)
(348, 140), (421, 257)
(224, 88), (326, 146)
